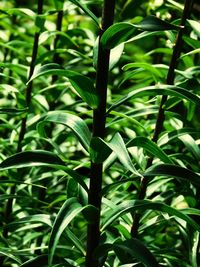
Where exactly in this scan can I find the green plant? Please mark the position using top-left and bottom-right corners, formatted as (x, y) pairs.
(0, 0), (200, 266)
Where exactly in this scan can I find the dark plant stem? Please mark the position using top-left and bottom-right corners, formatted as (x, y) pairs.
(85, 1), (116, 267)
(2, 0), (44, 240)
(131, 0), (194, 238)
(51, 10), (64, 86)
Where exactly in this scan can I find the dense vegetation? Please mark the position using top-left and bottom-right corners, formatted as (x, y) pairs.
(0, 0), (200, 266)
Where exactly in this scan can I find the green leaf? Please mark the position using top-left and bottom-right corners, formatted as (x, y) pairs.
(113, 239), (159, 267)
(101, 16), (178, 49)
(101, 22), (136, 49)
(6, 214), (53, 229)
(68, 0), (99, 26)
(109, 43), (124, 70)
(158, 128), (200, 146)
(107, 85), (200, 113)
(48, 198), (96, 266)
(144, 164), (200, 187)
(102, 199), (200, 232)
(94, 37), (124, 70)
(187, 20), (200, 38)
(108, 133), (142, 177)
(28, 63), (98, 109)
(127, 137), (173, 164)
(0, 151), (88, 192)
(0, 248), (22, 264)
(37, 111), (91, 151)
(0, 150), (63, 169)
(136, 15), (180, 31)
(122, 62), (163, 79)
(90, 137), (112, 163)
(178, 134), (200, 161)
(0, 108), (28, 115)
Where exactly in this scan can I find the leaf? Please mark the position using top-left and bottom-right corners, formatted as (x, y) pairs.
(108, 133), (142, 177)
(187, 20), (200, 38)
(28, 63), (98, 109)
(109, 43), (124, 70)
(113, 239), (159, 267)
(68, 0), (99, 26)
(101, 199), (200, 232)
(144, 164), (200, 187)
(93, 37), (124, 70)
(178, 134), (200, 161)
(0, 248), (22, 264)
(122, 62), (163, 79)
(127, 137), (173, 164)
(180, 48), (200, 59)
(0, 150), (64, 169)
(65, 228), (85, 255)
(3, 8), (36, 18)
(101, 22), (136, 49)
(6, 214), (53, 229)
(0, 108), (28, 115)
(158, 128), (200, 146)
(48, 198), (96, 266)
(101, 16), (178, 49)
(136, 15), (180, 31)
(107, 85), (200, 113)
(37, 111), (91, 151)
(90, 137), (112, 163)
(0, 151), (88, 192)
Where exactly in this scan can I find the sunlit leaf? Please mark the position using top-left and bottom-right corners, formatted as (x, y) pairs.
(0, 151), (88, 192)
(145, 164), (200, 187)
(127, 137), (173, 164)
(108, 133), (142, 177)
(102, 199), (200, 232)
(28, 63), (98, 109)
(107, 85), (200, 113)
(37, 111), (91, 151)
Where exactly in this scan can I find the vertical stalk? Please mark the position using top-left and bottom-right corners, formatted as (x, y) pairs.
(3, 0), (44, 239)
(131, 0), (194, 237)
(85, 1), (116, 267)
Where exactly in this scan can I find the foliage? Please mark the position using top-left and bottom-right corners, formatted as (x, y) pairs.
(0, 0), (200, 266)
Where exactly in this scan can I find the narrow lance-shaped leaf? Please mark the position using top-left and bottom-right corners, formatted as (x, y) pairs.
(158, 127), (200, 146)
(102, 199), (200, 232)
(68, 0), (99, 26)
(0, 151), (88, 192)
(101, 16), (179, 49)
(108, 133), (142, 177)
(48, 198), (97, 266)
(127, 137), (173, 164)
(0, 108), (28, 115)
(107, 85), (200, 113)
(136, 15), (180, 31)
(144, 164), (200, 187)
(28, 63), (99, 109)
(37, 111), (91, 151)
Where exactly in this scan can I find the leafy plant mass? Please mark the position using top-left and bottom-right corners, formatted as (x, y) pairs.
(0, 0), (199, 266)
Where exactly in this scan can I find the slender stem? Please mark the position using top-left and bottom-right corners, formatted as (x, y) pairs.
(131, 0), (194, 238)
(85, 1), (116, 266)
(2, 0), (44, 240)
